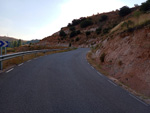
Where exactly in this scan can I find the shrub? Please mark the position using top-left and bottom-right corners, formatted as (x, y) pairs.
(70, 31), (77, 38)
(70, 30), (80, 38)
(67, 23), (72, 27)
(103, 28), (110, 34)
(80, 19), (93, 28)
(71, 39), (74, 42)
(118, 60), (123, 66)
(67, 17), (86, 27)
(59, 30), (66, 37)
(69, 43), (72, 47)
(86, 31), (91, 36)
(121, 20), (134, 28)
(100, 53), (106, 62)
(96, 27), (102, 34)
(99, 15), (108, 22)
(119, 6), (131, 17)
(76, 30), (81, 34)
(75, 37), (80, 42)
(140, 0), (150, 12)
(133, 11), (142, 18)
(69, 26), (75, 31)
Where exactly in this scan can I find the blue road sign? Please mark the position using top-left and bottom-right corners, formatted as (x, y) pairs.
(0, 41), (9, 47)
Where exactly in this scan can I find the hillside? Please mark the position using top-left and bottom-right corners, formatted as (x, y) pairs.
(0, 36), (18, 42)
(39, 0), (150, 99)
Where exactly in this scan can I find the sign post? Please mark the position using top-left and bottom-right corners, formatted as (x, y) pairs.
(0, 41), (9, 70)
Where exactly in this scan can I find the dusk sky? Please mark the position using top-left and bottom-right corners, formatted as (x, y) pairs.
(0, 0), (146, 40)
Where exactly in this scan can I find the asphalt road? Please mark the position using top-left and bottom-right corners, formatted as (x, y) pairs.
(0, 48), (150, 113)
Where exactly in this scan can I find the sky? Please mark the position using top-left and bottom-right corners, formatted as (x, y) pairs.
(0, 0), (146, 40)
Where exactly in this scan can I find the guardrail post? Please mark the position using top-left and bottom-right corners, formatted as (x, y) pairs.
(22, 55), (24, 62)
(35, 53), (37, 57)
(5, 47), (7, 55)
(0, 47), (2, 55)
(0, 61), (3, 70)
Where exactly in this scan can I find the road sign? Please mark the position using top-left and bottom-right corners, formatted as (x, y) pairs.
(0, 41), (8, 47)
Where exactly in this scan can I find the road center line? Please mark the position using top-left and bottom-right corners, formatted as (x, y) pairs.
(6, 68), (14, 73)
(108, 80), (117, 86)
(129, 94), (149, 106)
(18, 63), (23, 66)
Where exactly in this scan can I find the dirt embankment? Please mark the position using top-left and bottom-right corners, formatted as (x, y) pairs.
(91, 27), (150, 97)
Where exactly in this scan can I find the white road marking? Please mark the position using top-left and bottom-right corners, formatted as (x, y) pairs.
(97, 72), (103, 77)
(91, 66), (94, 69)
(129, 94), (149, 106)
(27, 60), (31, 62)
(18, 63), (23, 66)
(6, 68), (14, 73)
(108, 80), (117, 86)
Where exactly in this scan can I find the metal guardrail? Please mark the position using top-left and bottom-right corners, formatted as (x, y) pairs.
(0, 48), (65, 70)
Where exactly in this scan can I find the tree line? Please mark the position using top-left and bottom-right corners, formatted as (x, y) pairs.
(9, 39), (22, 48)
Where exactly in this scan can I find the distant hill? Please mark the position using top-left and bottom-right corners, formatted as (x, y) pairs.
(26, 39), (40, 44)
(0, 36), (18, 42)
(0, 36), (40, 45)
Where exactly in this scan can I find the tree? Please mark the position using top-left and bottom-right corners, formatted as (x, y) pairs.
(80, 19), (93, 28)
(76, 30), (81, 34)
(59, 30), (66, 37)
(86, 31), (91, 36)
(140, 0), (150, 12)
(17, 39), (22, 47)
(69, 43), (72, 47)
(13, 41), (17, 47)
(75, 37), (80, 42)
(70, 31), (77, 38)
(69, 26), (75, 31)
(119, 6), (131, 17)
(96, 27), (102, 34)
(99, 15), (108, 22)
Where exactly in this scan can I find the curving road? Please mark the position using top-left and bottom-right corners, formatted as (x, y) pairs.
(0, 48), (150, 113)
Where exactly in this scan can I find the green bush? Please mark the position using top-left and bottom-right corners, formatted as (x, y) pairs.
(69, 43), (72, 47)
(86, 31), (91, 36)
(119, 6), (131, 17)
(100, 53), (106, 62)
(70, 30), (80, 38)
(59, 30), (66, 37)
(76, 30), (81, 34)
(103, 28), (110, 34)
(96, 27), (102, 34)
(67, 17), (86, 27)
(121, 20), (134, 28)
(99, 15), (108, 22)
(133, 11), (142, 18)
(69, 26), (75, 31)
(71, 39), (74, 42)
(70, 31), (77, 38)
(140, 0), (150, 12)
(75, 37), (80, 42)
(80, 19), (93, 28)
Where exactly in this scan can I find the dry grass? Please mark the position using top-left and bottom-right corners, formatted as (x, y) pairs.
(111, 13), (150, 33)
